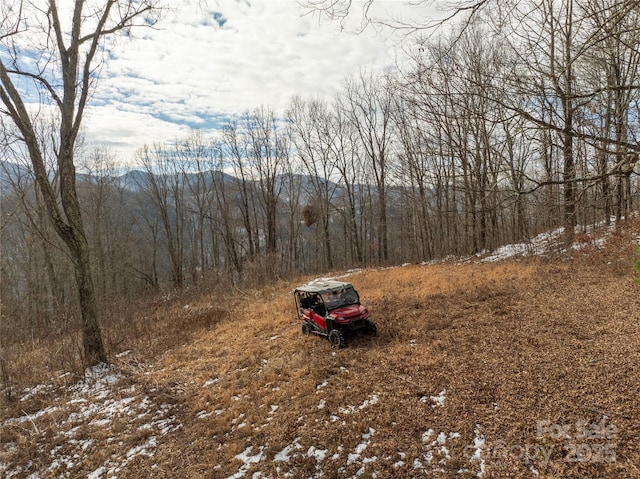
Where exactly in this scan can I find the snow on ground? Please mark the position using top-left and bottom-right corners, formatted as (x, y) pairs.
(1, 363), (181, 478)
(223, 219), (639, 477)
(338, 393), (379, 415)
(479, 218), (632, 263)
(418, 219), (629, 266)
(479, 228), (566, 263)
(218, 384), (487, 478)
(470, 426), (487, 477)
(7, 220), (634, 477)
(420, 389), (446, 408)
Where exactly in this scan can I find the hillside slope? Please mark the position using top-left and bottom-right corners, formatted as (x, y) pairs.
(2, 222), (640, 478)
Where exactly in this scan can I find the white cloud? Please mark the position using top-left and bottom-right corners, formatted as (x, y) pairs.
(82, 0), (441, 159)
(82, 104), (199, 167)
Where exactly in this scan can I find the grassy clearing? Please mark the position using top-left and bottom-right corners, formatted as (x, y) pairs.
(2, 220), (640, 478)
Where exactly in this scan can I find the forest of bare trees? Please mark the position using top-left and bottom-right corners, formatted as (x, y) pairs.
(2, 0), (640, 359)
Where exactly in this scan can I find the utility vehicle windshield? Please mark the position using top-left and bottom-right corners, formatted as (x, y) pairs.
(324, 287), (359, 311)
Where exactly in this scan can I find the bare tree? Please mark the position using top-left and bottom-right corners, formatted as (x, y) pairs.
(209, 143), (243, 278)
(581, 0), (640, 223)
(0, 155), (74, 340)
(0, 1), (158, 364)
(306, 0), (640, 252)
(490, 0), (599, 245)
(221, 118), (260, 259)
(174, 131), (217, 283)
(331, 94), (366, 264)
(246, 107), (288, 256)
(343, 71), (395, 263)
(79, 147), (148, 306)
(300, 0), (492, 33)
(393, 100), (435, 259)
(288, 97), (340, 269)
(138, 143), (187, 289)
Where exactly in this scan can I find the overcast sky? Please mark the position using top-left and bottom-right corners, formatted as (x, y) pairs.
(81, 0), (443, 160)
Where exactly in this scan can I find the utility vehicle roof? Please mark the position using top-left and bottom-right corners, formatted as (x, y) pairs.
(294, 280), (354, 294)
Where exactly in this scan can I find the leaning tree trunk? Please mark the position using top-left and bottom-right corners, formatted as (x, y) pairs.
(1, 0), (157, 366)
(71, 232), (107, 365)
(58, 139), (107, 364)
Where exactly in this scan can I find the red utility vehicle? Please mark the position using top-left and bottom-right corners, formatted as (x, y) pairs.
(293, 280), (376, 348)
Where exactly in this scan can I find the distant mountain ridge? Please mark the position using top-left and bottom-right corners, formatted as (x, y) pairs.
(0, 161), (352, 208)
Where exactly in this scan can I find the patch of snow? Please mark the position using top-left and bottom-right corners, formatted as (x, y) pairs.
(478, 221), (623, 263)
(430, 390), (446, 408)
(196, 409), (213, 419)
(274, 437), (302, 462)
(325, 268), (362, 280)
(227, 446), (265, 479)
(422, 429), (434, 443)
(436, 432), (451, 461)
(347, 428), (375, 465)
(126, 436), (157, 459)
(418, 430), (462, 471)
(4, 406), (58, 426)
(481, 228), (564, 262)
(339, 394), (378, 415)
(20, 384), (53, 402)
(316, 380), (329, 391)
(359, 394), (379, 409)
(470, 426), (486, 477)
(87, 466), (106, 479)
(89, 418), (111, 427)
(4, 359), (184, 479)
(307, 446), (328, 462)
(70, 363), (124, 401)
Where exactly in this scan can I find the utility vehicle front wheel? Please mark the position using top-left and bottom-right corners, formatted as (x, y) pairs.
(364, 319), (377, 336)
(301, 322), (311, 336)
(328, 329), (345, 349)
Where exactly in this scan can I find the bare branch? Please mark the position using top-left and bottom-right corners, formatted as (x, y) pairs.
(4, 68), (63, 109)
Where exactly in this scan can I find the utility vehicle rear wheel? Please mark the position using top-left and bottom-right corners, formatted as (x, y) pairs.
(328, 329), (345, 349)
(301, 322), (311, 336)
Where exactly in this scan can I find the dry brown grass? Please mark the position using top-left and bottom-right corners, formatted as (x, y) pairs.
(2, 219), (640, 478)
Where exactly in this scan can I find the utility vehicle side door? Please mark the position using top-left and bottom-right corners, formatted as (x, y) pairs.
(309, 294), (327, 330)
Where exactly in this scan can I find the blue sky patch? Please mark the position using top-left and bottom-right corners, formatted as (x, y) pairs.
(212, 12), (227, 28)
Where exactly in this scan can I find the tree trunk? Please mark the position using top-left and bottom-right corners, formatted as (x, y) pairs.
(73, 234), (107, 364)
